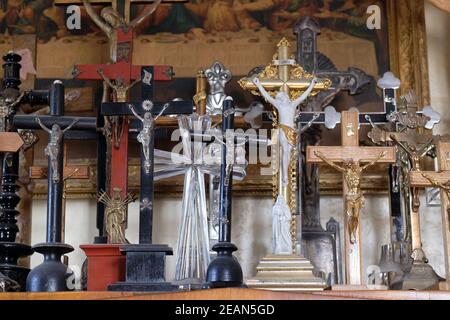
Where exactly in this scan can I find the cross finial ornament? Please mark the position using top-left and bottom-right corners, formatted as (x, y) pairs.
(239, 38), (331, 101)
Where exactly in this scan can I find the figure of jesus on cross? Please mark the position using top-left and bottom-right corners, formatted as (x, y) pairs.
(253, 76), (317, 254)
(314, 150), (386, 244)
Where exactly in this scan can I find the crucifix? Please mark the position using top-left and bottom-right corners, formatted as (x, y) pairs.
(205, 97), (245, 289)
(240, 37), (331, 291)
(107, 98), (192, 292)
(307, 111), (396, 285)
(55, 0), (176, 224)
(13, 80), (97, 292)
(239, 37), (331, 255)
(100, 67), (194, 244)
(395, 137), (443, 290)
(367, 86), (441, 272)
(293, 16), (371, 285)
(150, 110), (248, 286)
(410, 138), (450, 289)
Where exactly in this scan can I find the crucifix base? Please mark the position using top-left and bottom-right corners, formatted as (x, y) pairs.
(204, 242), (245, 289)
(26, 242), (74, 292)
(80, 244), (126, 291)
(396, 261), (443, 290)
(0, 242), (33, 291)
(108, 244), (178, 292)
(246, 255), (326, 291)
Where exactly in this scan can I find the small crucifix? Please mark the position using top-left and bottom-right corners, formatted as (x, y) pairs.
(407, 138), (450, 289)
(100, 70), (193, 244)
(13, 80), (97, 292)
(307, 111), (396, 285)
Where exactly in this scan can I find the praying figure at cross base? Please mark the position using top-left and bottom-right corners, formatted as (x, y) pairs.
(82, 0), (162, 63)
(98, 188), (136, 244)
(252, 76), (317, 254)
(128, 101), (170, 174)
(35, 117), (79, 183)
(314, 151), (386, 244)
(420, 171), (450, 215)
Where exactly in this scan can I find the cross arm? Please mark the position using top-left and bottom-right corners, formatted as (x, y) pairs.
(409, 171), (450, 188)
(30, 166), (90, 180)
(101, 100), (193, 116)
(72, 64), (173, 81)
(306, 146), (396, 163)
(12, 115), (97, 131)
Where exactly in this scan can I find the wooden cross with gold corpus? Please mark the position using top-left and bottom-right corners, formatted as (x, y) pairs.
(307, 111), (396, 285)
(239, 38), (331, 253)
(408, 137), (450, 289)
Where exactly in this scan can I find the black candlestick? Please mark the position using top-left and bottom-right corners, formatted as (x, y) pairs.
(204, 97), (244, 288)
(0, 51), (33, 291)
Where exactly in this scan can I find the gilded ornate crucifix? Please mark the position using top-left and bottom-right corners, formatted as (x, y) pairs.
(239, 38), (331, 255)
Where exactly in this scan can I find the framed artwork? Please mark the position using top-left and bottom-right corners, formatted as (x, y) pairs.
(0, 0), (430, 198)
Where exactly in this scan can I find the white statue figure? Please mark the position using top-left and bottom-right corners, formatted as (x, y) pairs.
(253, 77), (317, 188)
(272, 195), (293, 254)
(252, 76), (317, 254)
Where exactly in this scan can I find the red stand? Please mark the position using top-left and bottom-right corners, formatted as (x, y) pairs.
(80, 244), (125, 291)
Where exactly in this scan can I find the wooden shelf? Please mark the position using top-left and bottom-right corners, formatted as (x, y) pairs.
(0, 288), (449, 300)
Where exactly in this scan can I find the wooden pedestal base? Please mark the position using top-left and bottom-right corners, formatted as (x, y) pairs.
(331, 284), (388, 290)
(399, 261), (443, 290)
(108, 244), (178, 292)
(246, 255), (326, 291)
(80, 244), (125, 291)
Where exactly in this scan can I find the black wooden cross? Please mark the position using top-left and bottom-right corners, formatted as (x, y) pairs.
(204, 97), (244, 289)
(106, 67), (193, 292)
(12, 80), (97, 292)
(101, 66), (193, 245)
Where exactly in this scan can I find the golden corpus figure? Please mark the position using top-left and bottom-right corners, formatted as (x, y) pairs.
(98, 188), (136, 244)
(314, 151), (386, 244)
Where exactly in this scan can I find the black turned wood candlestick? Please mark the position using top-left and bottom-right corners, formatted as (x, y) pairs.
(0, 52), (33, 291)
(204, 97), (244, 288)
(0, 153), (33, 291)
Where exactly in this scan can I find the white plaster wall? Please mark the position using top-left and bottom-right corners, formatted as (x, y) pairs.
(30, 4), (450, 284)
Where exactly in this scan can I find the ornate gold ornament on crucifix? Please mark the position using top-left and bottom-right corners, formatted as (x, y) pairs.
(239, 38), (331, 254)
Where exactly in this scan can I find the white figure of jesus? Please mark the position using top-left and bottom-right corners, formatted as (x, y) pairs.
(252, 76), (317, 254)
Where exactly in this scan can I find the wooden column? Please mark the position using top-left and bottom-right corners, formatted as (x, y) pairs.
(341, 112), (363, 285)
(436, 140), (450, 283)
